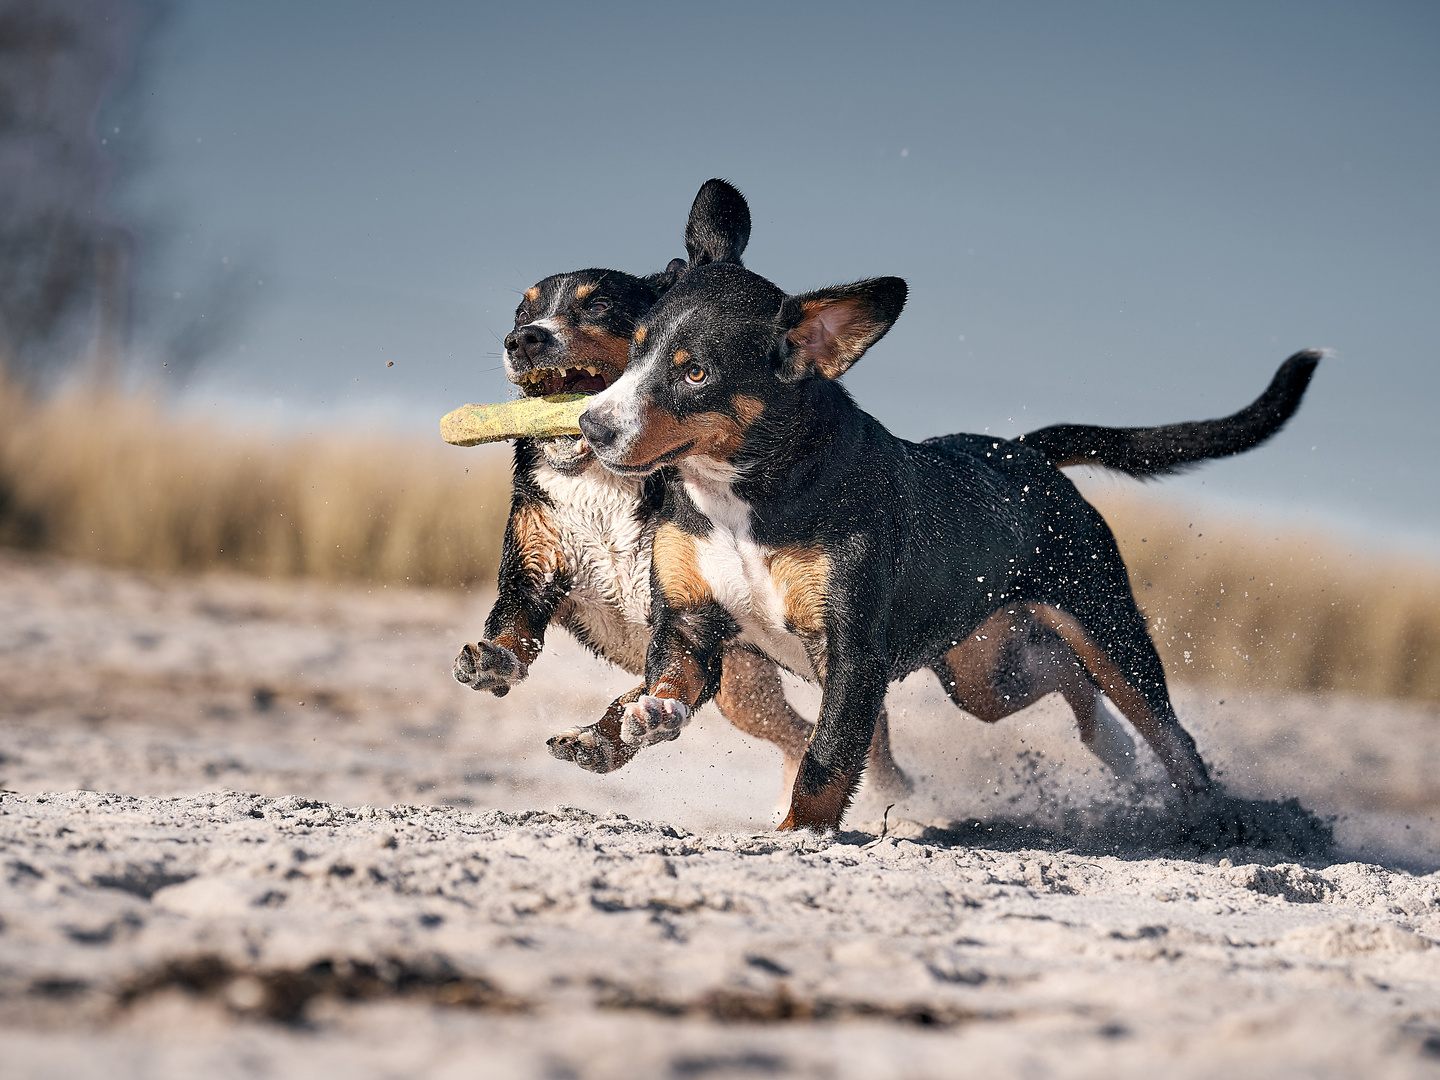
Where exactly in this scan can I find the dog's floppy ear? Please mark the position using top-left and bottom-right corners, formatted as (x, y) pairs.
(776, 277), (908, 382)
(684, 179), (750, 268)
(642, 257), (688, 295)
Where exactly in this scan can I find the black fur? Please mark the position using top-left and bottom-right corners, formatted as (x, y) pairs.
(583, 245), (1319, 830)
(1020, 349), (1320, 478)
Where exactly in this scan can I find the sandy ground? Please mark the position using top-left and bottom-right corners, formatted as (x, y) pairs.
(3, 548), (1440, 1078)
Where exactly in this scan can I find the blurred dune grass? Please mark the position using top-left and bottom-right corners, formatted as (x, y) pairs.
(1, 377), (1437, 704)
(0, 375), (510, 588)
(1081, 483), (1440, 704)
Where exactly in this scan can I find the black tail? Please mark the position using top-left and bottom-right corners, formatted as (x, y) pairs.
(1021, 350), (1320, 479)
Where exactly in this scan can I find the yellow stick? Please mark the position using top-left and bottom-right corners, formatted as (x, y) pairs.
(440, 394), (588, 446)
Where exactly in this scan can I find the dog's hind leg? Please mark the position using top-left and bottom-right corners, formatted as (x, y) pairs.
(716, 649), (913, 800)
(865, 707), (914, 798)
(715, 649), (813, 795)
(1027, 601), (1210, 795)
(932, 610), (1137, 777)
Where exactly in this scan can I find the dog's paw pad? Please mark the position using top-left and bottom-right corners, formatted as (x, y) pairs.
(453, 640), (526, 692)
(547, 726), (620, 774)
(619, 696), (691, 747)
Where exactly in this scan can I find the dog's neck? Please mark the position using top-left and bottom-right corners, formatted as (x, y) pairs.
(726, 380), (868, 506)
(678, 456), (749, 536)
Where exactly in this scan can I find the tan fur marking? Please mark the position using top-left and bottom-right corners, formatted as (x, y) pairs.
(586, 684), (647, 770)
(615, 409), (694, 469)
(780, 777), (855, 832)
(511, 502), (566, 583)
(733, 395), (765, 427)
(653, 524), (713, 609)
(633, 325), (647, 344)
(715, 649), (812, 761)
(673, 348), (691, 367)
(1028, 605), (1158, 733)
(492, 619), (542, 668)
(650, 649), (707, 709)
(768, 546), (829, 637)
(524, 286), (540, 302)
(790, 298), (886, 379)
(938, 609), (1017, 723)
(569, 326), (630, 375)
(575, 282), (596, 299)
(1025, 603), (1206, 794)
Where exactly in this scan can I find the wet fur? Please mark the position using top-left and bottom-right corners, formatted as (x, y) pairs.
(580, 224), (1318, 831)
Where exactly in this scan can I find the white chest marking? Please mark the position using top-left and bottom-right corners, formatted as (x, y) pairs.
(681, 458), (816, 681)
(533, 460), (652, 671)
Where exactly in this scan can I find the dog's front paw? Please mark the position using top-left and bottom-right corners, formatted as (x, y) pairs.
(619, 696), (692, 747)
(453, 640), (527, 695)
(547, 724), (629, 774)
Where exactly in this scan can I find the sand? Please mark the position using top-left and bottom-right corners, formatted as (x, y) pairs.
(3, 548), (1440, 1078)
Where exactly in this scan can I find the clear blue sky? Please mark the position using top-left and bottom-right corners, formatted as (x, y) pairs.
(127, 1), (1440, 546)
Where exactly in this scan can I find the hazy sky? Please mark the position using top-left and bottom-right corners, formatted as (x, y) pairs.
(126, 1), (1440, 545)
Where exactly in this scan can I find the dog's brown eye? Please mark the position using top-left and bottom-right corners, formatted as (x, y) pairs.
(684, 365), (707, 385)
(587, 299), (611, 314)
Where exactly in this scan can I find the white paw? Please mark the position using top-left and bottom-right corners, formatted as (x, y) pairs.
(1082, 698), (1137, 779)
(453, 640), (527, 694)
(546, 725), (621, 774)
(619, 696), (691, 747)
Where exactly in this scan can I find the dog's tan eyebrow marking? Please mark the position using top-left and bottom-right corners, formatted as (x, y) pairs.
(673, 348), (691, 367)
(733, 395), (765, 426)
(633, 326), (647, 344)
(524, 286), (540, 302)
(575, 283), (596, 299)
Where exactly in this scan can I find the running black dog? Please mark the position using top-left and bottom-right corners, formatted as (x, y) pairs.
(576, 223), (1317, 831)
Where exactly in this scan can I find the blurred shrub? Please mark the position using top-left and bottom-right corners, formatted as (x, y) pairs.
(2, 376), (1437, 703)
(0, 375), (510, 586)
(1086, 486), (1440, 704)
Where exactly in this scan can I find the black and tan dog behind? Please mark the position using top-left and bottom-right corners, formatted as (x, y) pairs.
(576, 220), (1319, 831)
(452, 180), (924, 799)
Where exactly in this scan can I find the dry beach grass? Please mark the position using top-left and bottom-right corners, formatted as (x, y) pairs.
(0, 376), (511, 589)
(1, 377), (1437, 703)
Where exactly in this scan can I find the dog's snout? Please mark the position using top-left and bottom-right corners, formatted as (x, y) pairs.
(577, 407), (618, 451)
(504, 324), (553, 361)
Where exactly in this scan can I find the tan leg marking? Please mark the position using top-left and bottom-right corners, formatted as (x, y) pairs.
(511, 502), (566, 585)
(939, 608), (1100, 725)
(653, 524), (714, 609)
(778, 778), (854, 833)
(1027, 603), (1205, 791)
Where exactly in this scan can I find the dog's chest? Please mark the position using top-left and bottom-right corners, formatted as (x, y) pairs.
(681, 465), (818, 680)
(533, 461), (653, 667)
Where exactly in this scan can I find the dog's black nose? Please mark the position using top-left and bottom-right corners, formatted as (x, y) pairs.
(577, 408), (618, 450)
(504, 323), (552, 361)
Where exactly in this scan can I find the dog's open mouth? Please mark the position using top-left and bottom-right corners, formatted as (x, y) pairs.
(517, 365), (617, 398)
